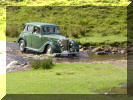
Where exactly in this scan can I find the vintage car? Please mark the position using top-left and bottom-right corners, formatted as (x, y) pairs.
(17, 22), (79, 56)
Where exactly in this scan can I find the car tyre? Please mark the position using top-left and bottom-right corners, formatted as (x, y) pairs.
(46, 45), (53, 54)
(19, 40), (26, 52)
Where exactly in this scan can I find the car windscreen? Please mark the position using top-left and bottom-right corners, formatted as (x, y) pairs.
(42, 26), (60, 34)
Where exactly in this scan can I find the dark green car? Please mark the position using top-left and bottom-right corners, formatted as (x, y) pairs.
(17, 22), (79, 56)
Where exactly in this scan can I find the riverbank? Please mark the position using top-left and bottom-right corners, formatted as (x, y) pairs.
(7, 62), (127, 94)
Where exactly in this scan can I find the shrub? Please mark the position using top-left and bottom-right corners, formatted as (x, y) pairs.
(6, 26), (19, 37)
(70, 30), (78, 38)
(31, 59), (54, 70)
(79, 28), (86, 36)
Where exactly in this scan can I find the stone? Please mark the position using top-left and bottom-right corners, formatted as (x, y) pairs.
(80, 48), (84, 52)
(7, 61), (19, 69)
(83, 47), (88, 50)
(23, 65), (29, 68)
(104, 48), (111, 53)
(95, 51), (107, 55)
(120, 49), (127, 54)
(79, 45), (82, 49)
(112, 47), (118, 52)
(112, 52), (116, 54)
(92, 47), (103, 52)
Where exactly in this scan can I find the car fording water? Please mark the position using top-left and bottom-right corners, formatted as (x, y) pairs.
(17, 22), (79, 56)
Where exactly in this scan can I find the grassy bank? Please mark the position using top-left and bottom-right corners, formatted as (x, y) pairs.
(1, 1), (131, 45)
(6, 36), (17, 42)
(7, 63), (127, 94)
(6, 6), (127, 46)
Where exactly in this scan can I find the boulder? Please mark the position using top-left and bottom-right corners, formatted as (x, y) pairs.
(120, 49), (127, 54)
(80, 48), (84, 52)
(112, 47), (118, 52)
(112, 52), (116, 54)
(7, 61), (19, 69)
(104, 48), (111, 53)
(92, 47), (103, 52)
(79, 45), (82, 49)
(83, 47), (88, 50)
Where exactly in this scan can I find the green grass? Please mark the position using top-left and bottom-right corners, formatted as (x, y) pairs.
(0, 74), (6, 100)
(6, 6), (127, 46)
(7, 63), (127, 94)
(6, 36), (17, 42)
(1, 1), (131, 46)
(3, 0), (131, 6)
(75, 34), (127, 46)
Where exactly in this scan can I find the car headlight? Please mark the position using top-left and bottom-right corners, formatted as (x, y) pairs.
(57, 40), (64, 48)
(70, 40), (74, 44)
(57, 40), (62, 44)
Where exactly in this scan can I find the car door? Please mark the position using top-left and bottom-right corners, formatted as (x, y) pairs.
(31, 26), (43, 49)
(24, 25), (33, 47)
(41, 26), (51, 44)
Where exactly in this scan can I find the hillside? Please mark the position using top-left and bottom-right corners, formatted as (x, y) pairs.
(6, 6), (127, 46)
(0, 0), (131, 45)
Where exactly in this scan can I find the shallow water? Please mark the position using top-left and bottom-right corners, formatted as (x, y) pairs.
(53, 52), (126, 63)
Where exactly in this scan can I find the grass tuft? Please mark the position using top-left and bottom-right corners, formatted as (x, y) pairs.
(31, 59), (54, 69)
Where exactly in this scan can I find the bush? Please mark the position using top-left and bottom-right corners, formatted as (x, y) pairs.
(31, 59), (54, 70)
(6, 26), (19, 37)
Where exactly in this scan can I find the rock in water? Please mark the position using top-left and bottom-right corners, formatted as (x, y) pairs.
(120, 50), (127, 54)
(92, 47), (103, 52)
(95, 51), (107, 55)
(7, 61), (19, 69)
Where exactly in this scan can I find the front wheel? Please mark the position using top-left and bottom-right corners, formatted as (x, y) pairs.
(19, 40), (26, 52)
(46, 45), (53, 54)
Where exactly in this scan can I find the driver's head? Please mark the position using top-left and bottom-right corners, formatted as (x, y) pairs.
(37, 27), (40, 31)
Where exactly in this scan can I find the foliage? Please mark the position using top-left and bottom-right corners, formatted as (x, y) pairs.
(31, 59), (53, 69)
(6, 6), (127, 46)
(7, 63), (127, 94)
(3, 0), (131, 6)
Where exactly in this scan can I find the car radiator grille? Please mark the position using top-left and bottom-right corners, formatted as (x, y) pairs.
(62, 39), (69, 51)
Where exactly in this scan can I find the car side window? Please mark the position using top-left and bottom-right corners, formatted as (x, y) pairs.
(27, 25), (34, 32)
(23, 25), (27, 32)
(33, 26), (41, 34)
(42, 26), (52, 33)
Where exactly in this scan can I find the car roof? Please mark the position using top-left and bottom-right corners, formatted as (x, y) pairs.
(26, 22), (57, 26)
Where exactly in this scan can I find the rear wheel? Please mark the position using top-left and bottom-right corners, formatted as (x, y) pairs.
(46, 45), (53, 54)
(19, 40), (26, 52)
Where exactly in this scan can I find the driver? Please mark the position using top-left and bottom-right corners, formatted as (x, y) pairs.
(34, 27), (40, 34)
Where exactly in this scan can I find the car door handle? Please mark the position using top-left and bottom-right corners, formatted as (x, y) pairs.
(35, 34), (41, 38)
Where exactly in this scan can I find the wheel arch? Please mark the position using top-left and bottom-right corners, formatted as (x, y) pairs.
(43, 41), (61, 53)
(18, 38), (27, 46)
